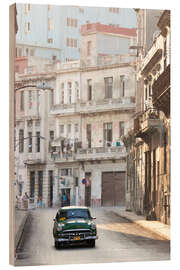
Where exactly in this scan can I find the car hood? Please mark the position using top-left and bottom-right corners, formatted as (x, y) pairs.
(61, 218), (92, 231)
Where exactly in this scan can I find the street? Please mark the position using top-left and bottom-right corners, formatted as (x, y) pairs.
(15, 207), (170, 266)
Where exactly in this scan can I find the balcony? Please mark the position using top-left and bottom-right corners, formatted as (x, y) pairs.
(51, 151), (76, 163)
(76, 146), (126, 161)
(23, 153), (44, 165)
(51, 97), (135, 116)
(50, 146), (126, 162)
(134, 108), (163, 142)
(152, 64), (170, 117)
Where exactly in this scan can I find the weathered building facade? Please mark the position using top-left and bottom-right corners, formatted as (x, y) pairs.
(15, 23), (136, 208)
(123, 10), (170, 224)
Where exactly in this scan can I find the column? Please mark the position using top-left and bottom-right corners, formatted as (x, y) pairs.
(53, 167), (59, 207)
(43, 168), (49, 207)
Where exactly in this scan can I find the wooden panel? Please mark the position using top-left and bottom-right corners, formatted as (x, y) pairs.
(102, 172), (125, 206)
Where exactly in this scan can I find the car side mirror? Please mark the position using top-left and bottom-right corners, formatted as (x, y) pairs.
(53, 219), (55, 221)
(92, 217), (96, 220)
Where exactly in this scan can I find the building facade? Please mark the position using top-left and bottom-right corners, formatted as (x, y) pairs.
(15, 23), (136, 208)
(123, 10), (170, 224)
(16, 4), (136, 61)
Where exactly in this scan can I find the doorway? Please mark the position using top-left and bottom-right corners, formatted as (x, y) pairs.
(61, 188), (70, 207)
(85, 172), (91, 207)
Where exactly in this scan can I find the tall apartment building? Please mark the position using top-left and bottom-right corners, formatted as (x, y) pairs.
(15, 23), (136, 208)
(123, 10), (170, 224)
(16, 3), (136, 61)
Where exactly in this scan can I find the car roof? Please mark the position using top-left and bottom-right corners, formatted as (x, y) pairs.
(58, 206), (89, 211)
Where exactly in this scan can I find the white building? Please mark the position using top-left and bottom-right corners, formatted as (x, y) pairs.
(15, 24), (136, 208)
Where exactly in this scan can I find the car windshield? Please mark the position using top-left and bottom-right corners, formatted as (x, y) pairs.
(57, 209), (91, 221)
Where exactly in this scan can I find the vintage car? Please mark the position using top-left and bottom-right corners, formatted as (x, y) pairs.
(53, 206), (98, 249)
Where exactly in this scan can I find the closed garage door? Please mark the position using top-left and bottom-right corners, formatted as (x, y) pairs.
(102, 172), (125, 206)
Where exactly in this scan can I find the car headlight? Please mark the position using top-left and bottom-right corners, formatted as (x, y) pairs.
(91, 223), (96, 230)
(57, 224), (63, 232)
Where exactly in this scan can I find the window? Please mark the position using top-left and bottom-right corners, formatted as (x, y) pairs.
(87, 41), (92, 56)
(79, 8), (84, 13)
(61, 91), (64, 104)
(37, 90), (40, 114)
(28, 132), (32, 152)
(68, 82), (72, 104)
(25, 22), (30, 34)
(29, 90), (32, 109)
(104, 123), (112, 146)
(120, 75), (125, 97)
(104, 77), (113, 99)
(75, 123), (79, 133)
(67, 18), (78, 27)
(30, 171), (35, 198)
(48, 38), (53, 44)
(26, 48), (29, 56)
(50, 89), (54, 107)
(20, 91), (24, 111)
(36, 131), (40, 152)
(149, 84), (152, 96)
(87, 79), (92, 101)
(19, 129), (24, 153)
(38, 171), (43, 198)
(86, 124), (91, 148)
(109, 7), (120, 13)
(60, 125), (64, 134)
(48, 18), (53, 31)
(61, 168), (72, 176)
(119, 121), (125, 137)
(68, 124), (71, 133)
(145, 86), (148, 100)
(49, 130), (54, 152)
(30, 49), (34, 56)
(75, 82), (79, 100)
(66, 38), (77, 48)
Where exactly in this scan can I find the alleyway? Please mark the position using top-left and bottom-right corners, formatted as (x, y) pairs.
(15, 207), (170, 266)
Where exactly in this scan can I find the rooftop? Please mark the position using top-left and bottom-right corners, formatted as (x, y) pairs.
(81, 22), (136, 37)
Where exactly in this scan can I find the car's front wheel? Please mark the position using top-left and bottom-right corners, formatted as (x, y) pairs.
(89, 239), (95, 248)
(55, 240), (59, 249)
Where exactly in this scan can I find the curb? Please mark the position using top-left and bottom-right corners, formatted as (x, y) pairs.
(15, 211), (30, 252)
(112, 210), (170, 241)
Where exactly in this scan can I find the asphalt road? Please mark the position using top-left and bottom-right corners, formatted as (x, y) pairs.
(15, 207), (170, 266)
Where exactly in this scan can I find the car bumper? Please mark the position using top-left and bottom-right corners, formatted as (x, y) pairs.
(55, 235), (98, 242)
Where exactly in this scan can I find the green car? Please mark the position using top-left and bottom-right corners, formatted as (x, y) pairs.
(53, 206), (98, 249)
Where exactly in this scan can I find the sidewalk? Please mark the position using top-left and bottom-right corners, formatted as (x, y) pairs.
(105, 207), (170, 241)
(15, 209), (30, 250)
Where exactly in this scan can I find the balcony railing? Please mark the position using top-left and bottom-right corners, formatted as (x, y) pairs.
(50, 146), (126, 162)
(51, 97), (135, 115)
(152, 64), (170, 101)
(76, 146), (126, 161)
(134, 108), (162, 140)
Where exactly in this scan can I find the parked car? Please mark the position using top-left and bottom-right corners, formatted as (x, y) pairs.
(53, 206), (98, 249)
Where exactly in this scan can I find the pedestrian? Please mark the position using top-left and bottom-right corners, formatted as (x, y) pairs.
(62, 193), (67, 207)
(38, 196), (42, 208)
